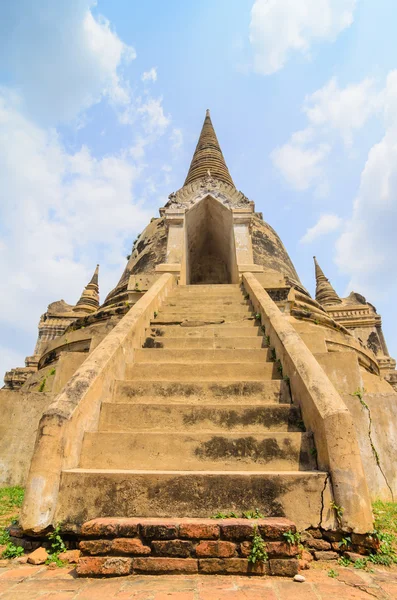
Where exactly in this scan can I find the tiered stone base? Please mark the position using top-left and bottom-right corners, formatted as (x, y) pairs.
(76, 517), (299, 577)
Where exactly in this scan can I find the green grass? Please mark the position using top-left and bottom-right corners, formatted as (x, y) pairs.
(0, 487), (24, 526)
(373, 500), (397, 539)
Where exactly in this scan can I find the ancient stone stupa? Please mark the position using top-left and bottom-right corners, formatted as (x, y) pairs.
(1, 110), (397, 575)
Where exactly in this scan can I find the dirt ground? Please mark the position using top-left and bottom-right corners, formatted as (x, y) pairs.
(0, 561), (397, 599)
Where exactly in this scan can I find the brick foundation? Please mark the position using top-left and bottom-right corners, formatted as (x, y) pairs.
(11, 519), (379, 578)
(76, 517), (299, 577)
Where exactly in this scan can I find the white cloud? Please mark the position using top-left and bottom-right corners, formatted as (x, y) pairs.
(304, 77), (380, 145)
(170, 128), (183, 152)
(250, 0), (357, 75)
(138, 97), (170, 135)
(0, 90), (153, 377)
(142, 68), (158, 83)
(0, 0), (135, 124)
(300, 213), (342, 243)
(271, 135), (330, 191)
(272, 76), (382, 191)
(335, 70), (397, 299)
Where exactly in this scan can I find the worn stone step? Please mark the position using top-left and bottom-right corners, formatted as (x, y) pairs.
(127, 362), (281, 381)
(134, 348), (271, 364)
(172, 286), (243, 292)
(164, 298), (250, 307)
(112, 380), (290, 404)
(80, 432), (315, 471)
(143, 337), (265, 349)
(147, 325), (261, 338)
(152, 316), (257, 326)
(155, 313), (254, 324)
(56, 470), (329, 531)
(99, 403), (302, 433)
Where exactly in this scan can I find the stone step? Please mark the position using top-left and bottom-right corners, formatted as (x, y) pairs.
(143, 337), (265, 349)
(175, 284), (241, 291)
(147, 325), (261, 338)
(134, 348), (271, 364)
(80, 432), (315, 471)
(127, 362), (281, 381)
(152, 316), (257, 325)
(112, 380), (290, 404)
(57, 470), (328, 531)
(164, 298), (250, 307)
(99, 403), (302, 433)
(161, 309), (253, 318)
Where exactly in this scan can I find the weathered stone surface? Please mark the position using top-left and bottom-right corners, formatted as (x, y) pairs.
(196, 541), (236, 558)
(221, 522), (255, 541)
(301, 550), (314, 563)
(306, 538), (331, 551)
(306, 528), (322, 539)
(81, 518), (139, 538)
(314, 551), (339, 561)
(258, 518), (296, 539)
(151, 540), (192, 558)
(269, 558), (299, 577)
(79, 540), (112, 555)
(179, 522), (219, 540)
(266, 542), (299, 557)
(112, 538), (151, 556)
(199, 558), (268, 575)
(133, 557), (198, 574)
(240, 541), (298, 558)
(27, 547), (48, 565)
(141, 524), (178, 540)
(351, 533), (379, 550)
(344, 551), (367, 563)
(61, 549), (81, 563)
(77, 556), (132, 576)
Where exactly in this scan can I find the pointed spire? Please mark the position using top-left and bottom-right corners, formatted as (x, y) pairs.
(73, 264), (100, 313)
(314, 257), (342, 307)
(184, 109), (234, 187)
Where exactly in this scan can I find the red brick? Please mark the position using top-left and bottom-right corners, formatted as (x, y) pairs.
(132, 557), (198, 574)
(266, 542), (299, 557)
(220, 521), (255, 541)
(313, 551), (339, 561)
(302, 550), (313, 562)
(79, 540), (112, 555)
(351, 533), (379, 550)
(61, 550), (81, 563)
(258, 518), (296, 540)
(152, 540), (193, 558)
(322, 530), (343, 542)
(240, 541), (252, 557)
(306, 528), (322, 539)
(179, 523), (219, 540)
(306, 538), (331, 551)
(269, 558), (299, 576)
(112, 538), (151, 556)
(198, 558), (269, 575)
(140, 524), (178, 540)
(77, 556), (132, 576)
(240, 540), (298, 558)
(80, 518), (139, 538)
(196, 541), (236, 558)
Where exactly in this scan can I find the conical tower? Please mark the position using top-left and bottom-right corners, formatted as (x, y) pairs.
(314, 256), (342, 307)
(184, 109), (234, 187)
(73, 264), (100, 313)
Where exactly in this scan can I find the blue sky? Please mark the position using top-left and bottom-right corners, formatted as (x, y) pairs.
(1, 0), (397, 378)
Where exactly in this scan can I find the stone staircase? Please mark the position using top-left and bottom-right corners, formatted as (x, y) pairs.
(57, 284), (328, 529)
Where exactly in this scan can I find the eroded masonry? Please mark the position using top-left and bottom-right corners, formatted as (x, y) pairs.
(1, 110), (397, 575)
